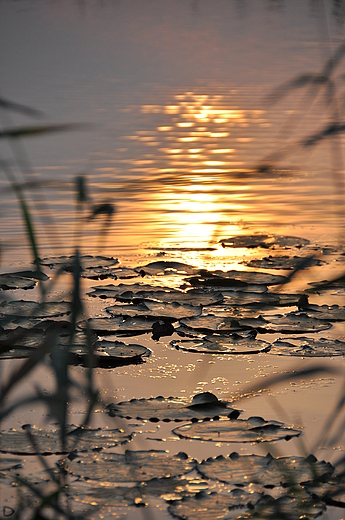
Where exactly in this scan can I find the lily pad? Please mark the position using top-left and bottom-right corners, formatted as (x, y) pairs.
(74, 483), (145, 507)
(300, 303), (345, 322)
(180, 315), (268, 334)
(66, 450), (196, 482)
(105, 300), (201, 320)
(105, 392), (240, 422)
(245, 255), (323, 270)
(40, 255), (119, 271)
(263, 312), (333, 333)
(220, 292), (281, 307)
(172, 416), (301, 443)
(270, 336), (345, 357)
(55, 335), (151, 367)
(87, 316), (158, 336)
(0, 425), (132, 455)
(170, 336), (271, 355)
(186, 274), (249, 289)
(88, 284), (181, 301)
(5, 270), (49, 281)
(0, 300), (71, 318)
(197, 452), (334, 487)
(0, 274), (36, 290)
(0, 327), (46, 358)
(135, 261), (196, 276)
(251, 492), (326, 519)
(226, 270), (287, 285)
(219, 234), (309, 249)
(168, 488), (263, 520)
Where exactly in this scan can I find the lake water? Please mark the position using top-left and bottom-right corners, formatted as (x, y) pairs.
(2, 0), (345, 261)
(1, 2), (345, 519)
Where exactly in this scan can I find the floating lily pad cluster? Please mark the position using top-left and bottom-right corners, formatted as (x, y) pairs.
(1, 389), (344, 518)
(2, 240), (345, 361)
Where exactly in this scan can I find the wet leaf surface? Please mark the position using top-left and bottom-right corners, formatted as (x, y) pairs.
(55, 337), (151, 367)
(40, 255), (119, 271)
(0, 274), (36, 290)
(0, 425), (132, 455)
(105, 300), (201, 320)
(87, 316), (159, 336)
(135, 261), (197, 276)
(219, 234), (310, 249)
(168, 488), (263, 520)
(105, 392), (240, 422)
(172, 417), (301, 443)
(179, 315), (268, 334)
(262, 312), (333, 333)
(245, 255), (324, 270)
(197, 453), (334, 486)
(5, 270), (49, 281)
(66, 450), (196, 482)
(300, 304), (345, 322)
(88, 284), (223, 306)
(179, 313), (330, 334)
(270, 336), (345, 357)
(170, 335), (271, 355)
(0, 300), (71, 318)
(201, 269), (287, 286)
(251, 492), (326, 519)
(79, 476), (195, 506)
(0, 327), (46, 358)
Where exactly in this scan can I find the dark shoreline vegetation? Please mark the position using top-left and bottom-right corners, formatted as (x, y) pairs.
(1, 45), (345, 520)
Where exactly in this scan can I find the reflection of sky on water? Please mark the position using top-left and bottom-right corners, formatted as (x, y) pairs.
(1, 1), (345, 259)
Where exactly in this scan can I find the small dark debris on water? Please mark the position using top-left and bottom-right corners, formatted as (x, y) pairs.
(152, 320), (175, 340)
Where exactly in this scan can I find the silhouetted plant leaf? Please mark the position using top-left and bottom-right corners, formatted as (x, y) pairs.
(0, 96), (44, 117)
(0, 425), (132, 455)
(88, 203), (115, 220)
(66, 450), (196, 482)
(173, 417), (301, 443)
(0, 123), (88, 139)
(0, 327), (46, 358)
(303, 121), (345, 147)
(270, 337), (345, 357)
(308, 273), (345, 291)
(0, 456), (23, 471)
(75, 175), (88, 204)
(170, 336), (270, 355)
(105, 392), (240, 422)
(168, 488), (263, 520)
(197, 452), (334, 487)
(266, 73), (329, 104)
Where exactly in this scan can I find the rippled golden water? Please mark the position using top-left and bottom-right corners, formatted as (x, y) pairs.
(1, 84), (344, 266)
